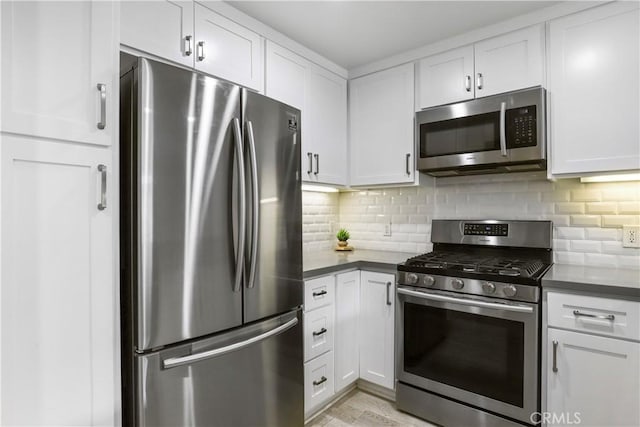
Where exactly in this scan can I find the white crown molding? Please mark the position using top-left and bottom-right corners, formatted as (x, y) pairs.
(348, 1), (609, 79)
(200, 1), (349, 79)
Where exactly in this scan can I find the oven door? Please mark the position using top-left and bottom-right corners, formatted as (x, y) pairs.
(396, 286), (539, 424)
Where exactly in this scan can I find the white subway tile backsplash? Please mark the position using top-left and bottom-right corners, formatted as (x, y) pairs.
(303, 177), (640, 269)
(570, 215), (601, 227)
(584, 253), (618, 268)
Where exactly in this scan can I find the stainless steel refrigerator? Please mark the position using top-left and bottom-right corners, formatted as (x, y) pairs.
(120, 56), (303, 426)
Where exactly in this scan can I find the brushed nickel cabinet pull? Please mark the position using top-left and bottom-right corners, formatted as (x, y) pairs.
(386, 282), (392, 306)
(97, 164), (107, 211)
(96, 84), (106, 130)
(197, 41), (205, 61)
(573, 310), (615, 321)
(184, 35), (193, 56)
(552, 340), (558, 373)
(477, 73), (483, 90)
(465, 75), (471, 92)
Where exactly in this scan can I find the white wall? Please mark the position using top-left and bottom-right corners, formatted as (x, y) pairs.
(304, 172), (640, 269)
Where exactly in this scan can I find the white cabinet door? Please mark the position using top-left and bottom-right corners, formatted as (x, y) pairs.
(417, 45), (475, 109)
(349, 64), (415, 186)
(547, 328), (640, 427)
(1, 1), (117, 146)
(304, 305), (335, 362)
(549, 2), (640, 175)
(304, 350), (335, 416)
(264, 42), (312, 179)
(0, 136), (116, 426)
(308, 66), (348, 186)
(474, 24), (544, 98)
(359, 271), (395, 390)
(194, 3), (263, 92)
(121, 0), (194, 67)
(334, 271), (360, 392)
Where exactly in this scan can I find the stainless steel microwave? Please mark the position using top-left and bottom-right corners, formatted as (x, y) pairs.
(416, 87), (546, 176)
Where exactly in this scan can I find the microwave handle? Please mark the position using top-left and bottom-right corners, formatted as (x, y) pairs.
(499, 101), (507, 157)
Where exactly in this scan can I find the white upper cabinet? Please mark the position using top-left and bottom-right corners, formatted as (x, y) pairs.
(120, 1), (263, 91)
(194, 3), (263, 91)
(350, 63), (415, 186)
(474, 24), (544, 98)
(549, 2), (640, 175)
(307, 66), (348, 186)
(1, 0), (117, 146)
(121, 1), (194, 67)
(417, 45), (475, 109)
(265, 41), (347, 186)
(417, 24), (544, 109)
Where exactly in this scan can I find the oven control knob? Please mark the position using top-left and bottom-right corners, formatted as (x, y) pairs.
(451, 278), (464, 290)
(503, 285), (518, 297)
(423, 276), (435, 287)
(482, 282), (496, 294)
(406, 273), (419, 285)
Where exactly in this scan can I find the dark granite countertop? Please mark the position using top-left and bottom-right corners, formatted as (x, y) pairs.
(303, 249), (417, 279)
(542, 264), (640, 299)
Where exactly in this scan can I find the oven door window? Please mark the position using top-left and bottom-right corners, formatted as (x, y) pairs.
(419, 111), (500, 158)
(403, 302), (524, 407)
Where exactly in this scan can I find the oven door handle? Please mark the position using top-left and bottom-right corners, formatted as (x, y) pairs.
(397, 287), (534, 313)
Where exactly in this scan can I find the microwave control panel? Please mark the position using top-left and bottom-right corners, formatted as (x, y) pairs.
(506, 105), (537, 148)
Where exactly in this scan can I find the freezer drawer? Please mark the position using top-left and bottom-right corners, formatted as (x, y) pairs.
(135, 310), (303, 427)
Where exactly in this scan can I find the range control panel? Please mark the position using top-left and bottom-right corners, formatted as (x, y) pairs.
(464, 223), (509, 236)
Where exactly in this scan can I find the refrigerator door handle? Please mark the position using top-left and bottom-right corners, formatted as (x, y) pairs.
(162, 316), (298, 369)
(232, 118), (246, 293)
(246, 121), (259, 289)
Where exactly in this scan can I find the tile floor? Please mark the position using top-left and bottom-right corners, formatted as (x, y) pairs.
(306, 389), (438, 427)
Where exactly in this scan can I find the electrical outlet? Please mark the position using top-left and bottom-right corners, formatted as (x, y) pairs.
(384, 221), (392, 237)
(623, 225), (640, 248)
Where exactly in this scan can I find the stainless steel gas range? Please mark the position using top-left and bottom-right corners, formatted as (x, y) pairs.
(396, 219), (553, 427)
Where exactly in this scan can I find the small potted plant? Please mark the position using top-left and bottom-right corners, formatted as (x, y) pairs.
(336, 228), (351, 249)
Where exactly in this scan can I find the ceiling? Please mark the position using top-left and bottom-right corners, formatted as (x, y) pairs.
(226, 1), (562, 70)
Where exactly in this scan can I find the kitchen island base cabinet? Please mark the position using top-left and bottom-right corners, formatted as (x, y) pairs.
(0, 136), (116, 426)
(359, 271), (395, 390)
(546, 329), (640, 427)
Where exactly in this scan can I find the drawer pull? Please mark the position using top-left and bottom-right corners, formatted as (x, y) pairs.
(573, 310), (615, 321)
(313, 376), (327, 386)
(312, 290), (327, 297)
(312, 327), (327, 337)
(552, 340), (558, 373)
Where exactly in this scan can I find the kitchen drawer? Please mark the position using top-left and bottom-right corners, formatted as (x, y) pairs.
(304, 275), (335, 312)
(547, 291), (640, 341)
(304, 305), (334, 362)
(304, 350), (335, 415)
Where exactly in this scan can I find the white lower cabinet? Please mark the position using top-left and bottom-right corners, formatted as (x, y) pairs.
(0, 136), (116, 426)
(547, 329), (640, 427)
(303, 269), (395, 419)
(545, 291), (640, 427)
(304, 351), (335, 414)
(334, 271), (360, 392)
(359, 271), (395, 390)
(304, 305), (335, 362)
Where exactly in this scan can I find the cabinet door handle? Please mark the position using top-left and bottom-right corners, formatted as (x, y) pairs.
(314, 153), (319, 175)
(307, 152), (313, 174)
(573, 310), (615, 321)
(386, 281), (392, 306)
(197, 41), (205, 61)
(312, 290), (327, 297)
(465, 75), (471, 92)
(313, 376), (327, 386)
(405, 153), (411, 176)
(97, 164), (107, 211)
(96, 83), (106, 130)
(476, 73), (483, 90)
(312, 327), (327, 337)
(552, 340), (558, 373)
(184, 35), (193, 56)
